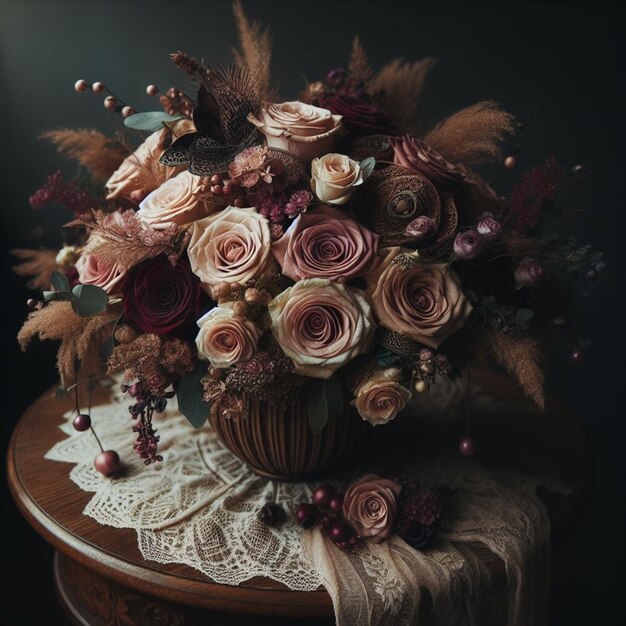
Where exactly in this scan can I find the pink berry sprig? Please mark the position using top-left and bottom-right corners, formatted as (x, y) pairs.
(295, 483), (358, 550)
(209, 173), (247, 208)
(74, 79), (136, 117)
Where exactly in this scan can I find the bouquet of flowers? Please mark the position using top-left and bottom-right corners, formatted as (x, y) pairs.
(15, 2), (603, 485)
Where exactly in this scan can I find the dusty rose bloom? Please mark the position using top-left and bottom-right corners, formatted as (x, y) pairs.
(187, 206), (272, 289)
(477, 214), (502, 239)
(353, 368), (412, 426)
(404, 216), (436, 240)
(229, 145), (273, 188)
(268, 278), (375, 379)
(367, 248), (473, 348)
(75, 253), (125, 294)
(342, 474), (402, 543)
(310, 153), (364, 205)
(272, 204), (379, 283)
(453, 230), (484, 259)
(195, 307), (263, 368)
(514, 257), (544, 285)
(247, 101), (343, 161)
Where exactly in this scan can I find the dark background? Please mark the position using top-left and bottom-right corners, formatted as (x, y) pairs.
(1, 0), (624, 624)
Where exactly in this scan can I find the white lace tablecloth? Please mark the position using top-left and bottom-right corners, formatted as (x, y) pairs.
(45, 377), (570, 626)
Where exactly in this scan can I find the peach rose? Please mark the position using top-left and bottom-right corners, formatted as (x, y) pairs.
(75, 252), (126, 294)
(353, 368), (412, 426)
(342, 474), (401, 543)
(268, 279), (375, 379)
(195, 307), (263, 368)
(272, 204), (379, 283)
(105, 120), (193, 201)
(367, 248), (473, 348)
(247, 101), (343, 161)
(310, 153), (364, 205)
(187, 206), (272, 289)
(137, 170), (213, 229)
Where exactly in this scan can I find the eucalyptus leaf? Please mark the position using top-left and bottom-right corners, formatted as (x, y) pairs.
(173, 362), (211, 428)
(50, 270), (70, 293)
(360, 157), (376, 181)
(517, 308), (534, 321)
(71, 284), (109, 317)
(124, 111), (186, 132)
(305, 376), (344, 435)
(43, 291), (56, 302)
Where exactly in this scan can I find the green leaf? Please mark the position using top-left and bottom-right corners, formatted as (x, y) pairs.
(174, 362), (211, 428)
(305, 376), (344, 435)
(43, 291), (56, 302)
(71, 284), (109, 317)
(566, 245), (591, 263)
(50, 270), (70, 293)
(360, 157), (376, 181)
(124, 111), (186, 132)
(517, 308), (534, 321)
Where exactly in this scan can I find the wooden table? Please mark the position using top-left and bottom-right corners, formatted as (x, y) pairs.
(7, 371), (590, 625)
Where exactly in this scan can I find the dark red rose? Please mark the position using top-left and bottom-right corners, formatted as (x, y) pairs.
(123, 256), (202, 336)
(319, 95), (390, 134)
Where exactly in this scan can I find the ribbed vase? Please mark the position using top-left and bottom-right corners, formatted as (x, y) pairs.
(209, 396), (369, 481)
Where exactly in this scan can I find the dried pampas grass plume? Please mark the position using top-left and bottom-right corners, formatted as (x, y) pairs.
(11, 249), (60, 290)
(232, 0), (273, 100)
(40, 129), (127, 181)
(424, 101), (515, 165)
(370, 57), (436, 129)
(18, 301), (120, 385)
(348, 36), (373, 83)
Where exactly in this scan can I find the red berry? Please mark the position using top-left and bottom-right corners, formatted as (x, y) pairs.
(329, 519), (352, 544)
(211, 185), (224, 195)
(222, 184), (234, 196)
(233, 197), (246, 208)
(312, 483), (336, 508)
(295, 503), (319, 529)
(328, 494), (344, 514)
(72, 414), (92, 432)
(92, 81), (105, 93)
(210, 174), (224, 186)
(94, 450), (120, 476)
(570, 348), (584, 364)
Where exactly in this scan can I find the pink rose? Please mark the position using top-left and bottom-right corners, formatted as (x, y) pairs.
(137, 170), (214, 229)
(195, 307), (263, 368)
(390, 135), (464, 188)
(453, 230), (484, 259)
(247, 101), (343, 161)
(477, 214), (502, 239)
(268, 279), (375, 379)
(367, 248), (473, 348)
(272, 205), (379, 283)
(404, 216), (436, 240)
(75, 253), (126, 294)
(310, 153), (364, 205)
(353, 368), (412, 426)
(514, 257), (544, 285)
(187, 206), (272, 289)
(342, 474), (401, 543)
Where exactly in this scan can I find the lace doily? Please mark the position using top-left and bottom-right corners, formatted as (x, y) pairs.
(45, 377), (570, 626)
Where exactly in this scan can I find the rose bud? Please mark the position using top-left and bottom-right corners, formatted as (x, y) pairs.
(476, 214), (502, 239)
(453, 230), (484, 259)
(514, 257), (544, 286)
(404, 216), (436, 240)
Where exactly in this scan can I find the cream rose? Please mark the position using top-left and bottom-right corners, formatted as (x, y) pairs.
(268, 279), (375, 379)
(187, 206), (272, 289)
(342, 474), (401, 543)
(75, 252), (126, 294)
(367, 248), (473, 348)
(247, 101), (343, 161)
(105, 120), (193, 201)
(310, 154), (364, 205)
(195, 307), (263, 368)
(137, 170), (212, 229)
(353, 368), (412, 426)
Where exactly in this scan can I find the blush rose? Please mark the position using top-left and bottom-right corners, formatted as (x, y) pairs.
(310, 153), (364, 205)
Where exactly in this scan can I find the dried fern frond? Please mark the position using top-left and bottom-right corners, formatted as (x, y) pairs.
(11, 249), (60, 290)
(83, 209), (190, 272)
(424, 101), (515, 165)
(18, 301), (120, 384)
(370, 57), (436, 129)
(232, 0), (273, 100)
(348, 36), (373, 83)
(482, 330), (545, 408)
(40, 129), (127, 180)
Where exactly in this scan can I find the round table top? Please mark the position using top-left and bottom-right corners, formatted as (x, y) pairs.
(7, 370), (590, 620)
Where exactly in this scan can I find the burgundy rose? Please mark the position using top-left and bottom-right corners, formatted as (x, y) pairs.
(123, 256), (202, 336)
(514, 257), (544, 285)
(390, 135), (464, 189)
(319, 95), (390, 134)
(477, 214), (502, 239)
(453, 230), (484, 259)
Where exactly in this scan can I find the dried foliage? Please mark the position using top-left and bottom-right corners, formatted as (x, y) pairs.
(370, 57), (436, 129)
(348, 36), (373, 83)
(232, 0), (273, 100)
(11, 249), (60, 290)
(424, 101), (515, 165)
(170, 50), (204, 79)
(40, 129), (127, 180)
(73, 210), (190, 272)
(482, 330), (545, 408)
(18, 301), (120, 384)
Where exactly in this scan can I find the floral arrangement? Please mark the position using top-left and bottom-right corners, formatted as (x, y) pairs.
(15, 0), (603, 527)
